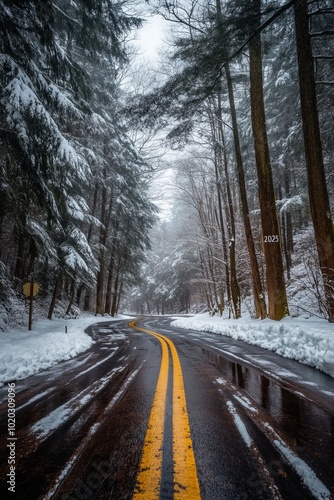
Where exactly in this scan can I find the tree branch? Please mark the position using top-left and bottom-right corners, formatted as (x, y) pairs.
(311, 29), (334, 37)
(224, 0), (297, 66)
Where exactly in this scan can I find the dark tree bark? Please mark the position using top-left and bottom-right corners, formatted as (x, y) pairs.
(83, 182), (99, 311)
(26, 238), (37, 280)
(115, 282), (123, 315)
(65, 279), (76, 316)
(95, 167), (114, 315)
(14, 223), (27, 280)
(111, 258), (121, 317)
(213, 200), (229, 315)
(294, 0), (334, 321)
(249, 0), (289, 320)
(225, 63), (267, 319)
(208, 104), (229, 315)
(216, 93), (241, 318)
(278, 183), (291, 281)
(199, 247), (215, 312)
(104, 255), (114, 315)
(284, 164), (294, 257)
(105, 221), (119, 315)
(95, 181), (107, 316)
(48, 274), (62, 320)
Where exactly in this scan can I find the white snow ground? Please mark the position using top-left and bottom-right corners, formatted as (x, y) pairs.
(171, 314), (334, 378)
(0, 312), (334, 386)
(0, 313), (131, 386)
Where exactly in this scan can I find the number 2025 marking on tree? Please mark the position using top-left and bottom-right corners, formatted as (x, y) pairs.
(264, 235), (279, 243)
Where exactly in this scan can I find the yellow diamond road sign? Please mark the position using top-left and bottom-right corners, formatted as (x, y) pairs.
(23, 282), (39, 297)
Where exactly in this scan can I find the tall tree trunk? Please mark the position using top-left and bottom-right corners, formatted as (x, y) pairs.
(95, 166), (114, 315)
(26, 238), (37, 280)
(213, 202), (229, 315)
(225, 63), (267, 319)
(279, 183), (291, 281)
(14, 222), (26, 280)
(48, 274), (62, 320)
(199, 247), (214, 312)
(83, 182), (99, 311)
(216, 93), (241, 318)
(208, 99), (230, 313)
(65, 279), (76, 316)
(105, 223), (119, 315)
(111, 261), (121, 317)
(249, 0), (289, 320)
(284, 163), (294, 258)
(95, 183), (106, 315)
(294, 0), (334, 321)
(104, 255), (114, 315)
(115, 282), (123, 315)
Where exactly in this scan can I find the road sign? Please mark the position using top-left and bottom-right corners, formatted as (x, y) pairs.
(23, 282), (39, 330)
(23, 282), (39, 297)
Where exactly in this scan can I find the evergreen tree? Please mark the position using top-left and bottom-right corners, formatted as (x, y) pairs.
(0, 0), (156, 321)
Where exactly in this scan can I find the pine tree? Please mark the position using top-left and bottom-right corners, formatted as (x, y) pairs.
(0, 0), (156, 320)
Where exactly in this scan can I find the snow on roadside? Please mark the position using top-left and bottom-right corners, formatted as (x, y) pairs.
(1, 310), (334, 386)
(171, 314), (334, 378)
(0, 313), (132, 386)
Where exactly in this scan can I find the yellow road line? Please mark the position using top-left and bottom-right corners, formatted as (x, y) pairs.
(163, 335), (201, 499)
(131, 322), (169, 499)
(130, 321), (201, 499)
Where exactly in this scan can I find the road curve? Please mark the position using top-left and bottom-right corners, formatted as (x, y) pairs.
(0, 316), (333, 499)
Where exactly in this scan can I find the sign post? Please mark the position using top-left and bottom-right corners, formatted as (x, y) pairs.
(23, 282), (39, 330)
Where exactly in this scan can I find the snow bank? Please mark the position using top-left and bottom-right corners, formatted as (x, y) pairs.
(171, 314), (334, 378)
(0, 314), (131, 386)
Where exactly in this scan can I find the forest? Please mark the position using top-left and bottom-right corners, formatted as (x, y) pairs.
(0, 0), (334, 329)
(0, 0), (158, 329)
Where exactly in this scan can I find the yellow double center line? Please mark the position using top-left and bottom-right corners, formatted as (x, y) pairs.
(130, 321), (201, 499)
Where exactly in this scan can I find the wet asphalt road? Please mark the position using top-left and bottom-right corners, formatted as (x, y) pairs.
(0, 316), (334, 499)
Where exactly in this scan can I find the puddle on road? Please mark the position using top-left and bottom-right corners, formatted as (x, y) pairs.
(204, 347), (334, 455)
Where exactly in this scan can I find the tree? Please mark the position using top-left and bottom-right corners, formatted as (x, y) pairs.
(225, 62), (267, 318)
(294, 0), (334, 321)
(248, 0), (289, 320)
(0, 0), (157, 322)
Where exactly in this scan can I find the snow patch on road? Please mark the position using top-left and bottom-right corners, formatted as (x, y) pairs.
(44, 364), (144, 499)
(272, 434), (331, 499)
(17, 388), (54, 411)
(73, 350), (117, 378)
(223, 379), (331, 499)
(31, 367), (123, 440)
(226, 400), (253, 448)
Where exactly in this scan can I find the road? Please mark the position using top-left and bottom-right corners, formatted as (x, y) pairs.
(0, 316), (334, 499)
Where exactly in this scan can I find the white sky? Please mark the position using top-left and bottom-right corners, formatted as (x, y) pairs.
(134, 15), (166, 60)
(132, 15), (175, 219)
(132, 14), (176, 220)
